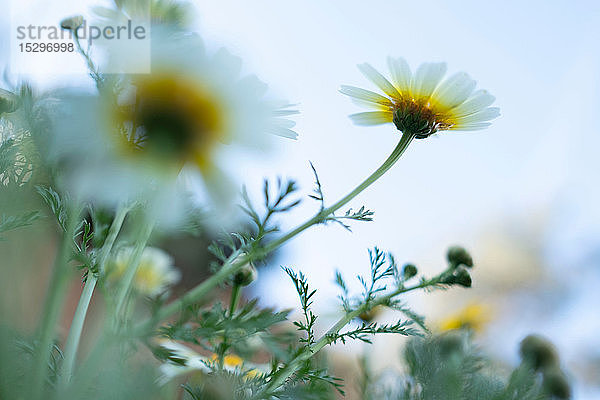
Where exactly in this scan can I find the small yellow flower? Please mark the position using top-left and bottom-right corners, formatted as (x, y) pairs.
(107, 247), (180, 296)
(341, 58), (499, 138)
(438, 303), (491, 333)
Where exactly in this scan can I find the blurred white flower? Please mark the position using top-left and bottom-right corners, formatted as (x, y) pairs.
(48, 30), (297, 224)
(341, 58), (498, 138)
(106, 246), (180, 296)
(92, 0), (195, 30)
(157, 340), (267, 385)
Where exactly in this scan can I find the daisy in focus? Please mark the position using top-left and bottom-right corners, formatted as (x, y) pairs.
(340, 58), (499, 138)
(106, 246), (180, 297)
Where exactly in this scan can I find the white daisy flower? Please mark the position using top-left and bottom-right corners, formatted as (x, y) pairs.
(157, 340), (267, 385)
(340, 58), (498, 138)
(47, 30), (297, 222)
(106, 246), (180, 297)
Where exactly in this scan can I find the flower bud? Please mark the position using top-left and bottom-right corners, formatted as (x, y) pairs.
(542, 367), (571, 399)
(453, 267), (472, 287)
(519, 334), (559, 371)
(447, 246), (473, 268)
(358, 305), (384, 323)
(233, 261), (257, 287)
(442, 267), (472, 287)
(60, 15), (84, 31)
(402, 263), (418, 280)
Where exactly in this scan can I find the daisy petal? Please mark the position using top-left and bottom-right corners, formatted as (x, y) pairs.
(272, 109), (300, 117)
(357, 63), (401, 99)
(349, 111), (393, 126)
(452, 122), (492, 131)
(349, 97), (391, 111)
(271, 118), (296, 129)
(411, 62), (447, 101)
(339, 85), (393, 106)
(455, 107), (500, 124)
(267, 127), (299, 139)
(451, 90), (496, 117)
(433, 72), (476, 109)
(387, 56), (412, 93)
(211, 48), (243, 81)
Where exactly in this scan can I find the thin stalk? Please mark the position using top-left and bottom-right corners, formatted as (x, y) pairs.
(262, 132), (415, 256)
(30, 203), (83, 400)
(73, 33), (103, 87)
(217, 284), (243, 369)
(59, 204), (130, 385)
(137, 132), (415, 330)
(113, 219), (155, 324)
(228, 284), (242, 317)
(257, 279), (434, 398)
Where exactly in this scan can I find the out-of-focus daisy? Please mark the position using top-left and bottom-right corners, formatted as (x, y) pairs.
(157, 340), (266, 385)
(106, 246), (180, 296)
(438, 303), (492, 333)
(93, 0), (195, 30)
(341, 58), (498, 138)
(49, 31), (297, 222)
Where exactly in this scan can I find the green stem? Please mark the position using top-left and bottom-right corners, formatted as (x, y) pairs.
(30, 203), (83, 400)
(137, 132), (415, 331)
(113, 219), (154, 326)
(257, 279), (432, 398)
(217, 283), (243, 369)
(228, 284), (242, 317)
(59, 204), (130, 385)
(263, 132), (415, 256)
(73, 33), (103, 87)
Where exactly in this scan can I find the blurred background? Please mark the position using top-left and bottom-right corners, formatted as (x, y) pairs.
(2, 0), (599, 398)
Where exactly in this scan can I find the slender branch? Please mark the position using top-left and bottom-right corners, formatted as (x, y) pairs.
(59, 204), (130, 385)
(217, 283), (243, 369)
(113, 219), (155, 325)
(228, 284), (242, 317)
(72, 33), (103, 88)
(257, 279), (434, 398)
(139, 133), (415, 330)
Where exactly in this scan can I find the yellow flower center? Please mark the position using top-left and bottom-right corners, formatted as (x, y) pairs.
(113, 73), (226, 170)
(392, 98), (454, 138)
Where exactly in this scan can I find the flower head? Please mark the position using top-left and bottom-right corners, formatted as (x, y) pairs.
(439, 303), (491, 333)
(59, 15), (84, 31)
(157, 340), (265, 385)
(341, 58), (499, 138)
(106, 246), (180, 296)
(49, 31), (297, 221)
